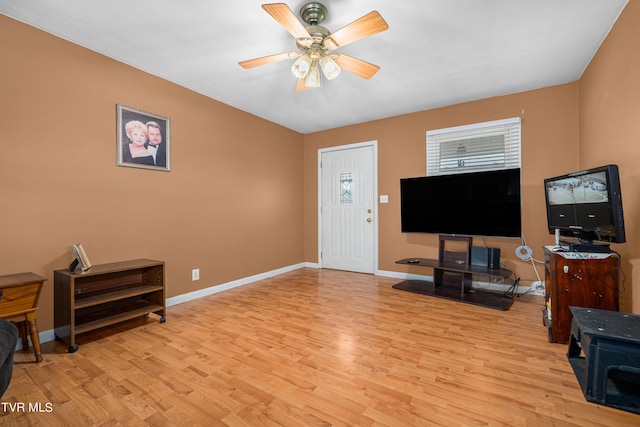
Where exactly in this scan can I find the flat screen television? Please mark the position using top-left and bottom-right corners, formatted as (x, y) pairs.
(544, 164), (625, 247)
(400, 168), (522, 238)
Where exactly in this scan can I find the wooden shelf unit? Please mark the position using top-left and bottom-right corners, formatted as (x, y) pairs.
(543, 247), (619, 343)
(54, 259), (166, 352)
(393, 235), (514, 310)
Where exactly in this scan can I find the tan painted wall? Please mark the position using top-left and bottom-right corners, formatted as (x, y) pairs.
(579, 1), (640, 312)
(0, 16), (305, 331)
(303, 84), (580, 298)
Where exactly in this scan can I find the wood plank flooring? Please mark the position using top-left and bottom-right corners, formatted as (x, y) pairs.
(3, 268), (639, 426)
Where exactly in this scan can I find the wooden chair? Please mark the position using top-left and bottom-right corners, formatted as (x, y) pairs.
(0, 273), (46, 363)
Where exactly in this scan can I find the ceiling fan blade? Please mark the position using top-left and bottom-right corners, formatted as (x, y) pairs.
(334, 54), (380, 80)
(295, 78), (311, 91)
(262, 3), (309, 39)
(325, 11), (388, 49)
(239, 52), (298, 69)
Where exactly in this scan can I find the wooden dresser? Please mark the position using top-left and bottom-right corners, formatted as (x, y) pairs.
(543, 247), (619, 343)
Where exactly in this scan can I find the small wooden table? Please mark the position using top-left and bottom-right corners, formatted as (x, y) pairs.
(0, 272), (46, 362)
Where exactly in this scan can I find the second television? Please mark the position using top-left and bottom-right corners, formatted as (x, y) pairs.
(544, 164), (625, 245)
(400, 168), (522, 238)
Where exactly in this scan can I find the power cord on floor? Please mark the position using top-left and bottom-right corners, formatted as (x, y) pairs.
(504, 276), (523, 297)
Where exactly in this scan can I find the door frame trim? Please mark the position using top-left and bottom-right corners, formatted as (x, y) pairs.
(317, 141), (379, 274)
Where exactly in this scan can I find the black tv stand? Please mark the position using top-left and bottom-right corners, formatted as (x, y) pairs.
(393, 235), (514, 310)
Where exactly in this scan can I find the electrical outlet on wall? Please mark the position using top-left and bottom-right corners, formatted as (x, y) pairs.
(530, 281), (545, 296)
(192, 269), (200, 281)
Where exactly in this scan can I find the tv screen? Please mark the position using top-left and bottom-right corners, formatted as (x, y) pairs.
(400, 168), (522, 238)
(544, 164), (625, 244)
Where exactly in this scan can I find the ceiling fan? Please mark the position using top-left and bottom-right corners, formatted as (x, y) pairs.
(239, 2), (389, 91)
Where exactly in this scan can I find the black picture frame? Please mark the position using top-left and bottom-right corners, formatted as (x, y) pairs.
(116, 104), (170, 171)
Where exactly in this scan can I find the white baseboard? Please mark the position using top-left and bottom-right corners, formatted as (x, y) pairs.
(166, 262), (309, 307)
(376, 269), (431, 281)
(15, 329), (56, 351)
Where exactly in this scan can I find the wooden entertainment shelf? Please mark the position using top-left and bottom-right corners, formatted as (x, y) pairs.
(54, 259), (166, 353)
(393, 235), (514, 310)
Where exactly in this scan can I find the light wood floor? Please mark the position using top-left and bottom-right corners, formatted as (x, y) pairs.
(4, 268), (639, 426)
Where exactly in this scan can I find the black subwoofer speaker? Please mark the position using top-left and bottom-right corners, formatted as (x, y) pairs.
(470, 247), (501, 269)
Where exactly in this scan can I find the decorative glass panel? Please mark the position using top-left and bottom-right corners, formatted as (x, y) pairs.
(340, 173), (353, 204)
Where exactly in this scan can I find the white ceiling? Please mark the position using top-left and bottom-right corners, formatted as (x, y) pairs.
(1, 1), (628, 134)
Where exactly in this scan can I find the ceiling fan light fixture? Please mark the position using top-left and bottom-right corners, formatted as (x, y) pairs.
(296, 37), (313, 48)
(323, 37), (338, 50)
(300, 2), (328, 26)
(240, 3), (388, 91)
(304, 61), (321, 88)
(319, 55), (341, 80)
(291, 54), (312, 78)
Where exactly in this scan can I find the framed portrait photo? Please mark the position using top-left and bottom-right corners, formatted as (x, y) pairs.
(117, 104), (171, 171)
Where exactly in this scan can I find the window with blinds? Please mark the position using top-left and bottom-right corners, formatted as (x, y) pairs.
(426, 117), (521, 176)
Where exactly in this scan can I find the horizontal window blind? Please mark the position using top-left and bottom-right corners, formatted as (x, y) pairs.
(427, 117), (521, 176)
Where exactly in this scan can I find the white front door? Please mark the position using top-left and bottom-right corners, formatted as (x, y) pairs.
(320, 144), (376, 274)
